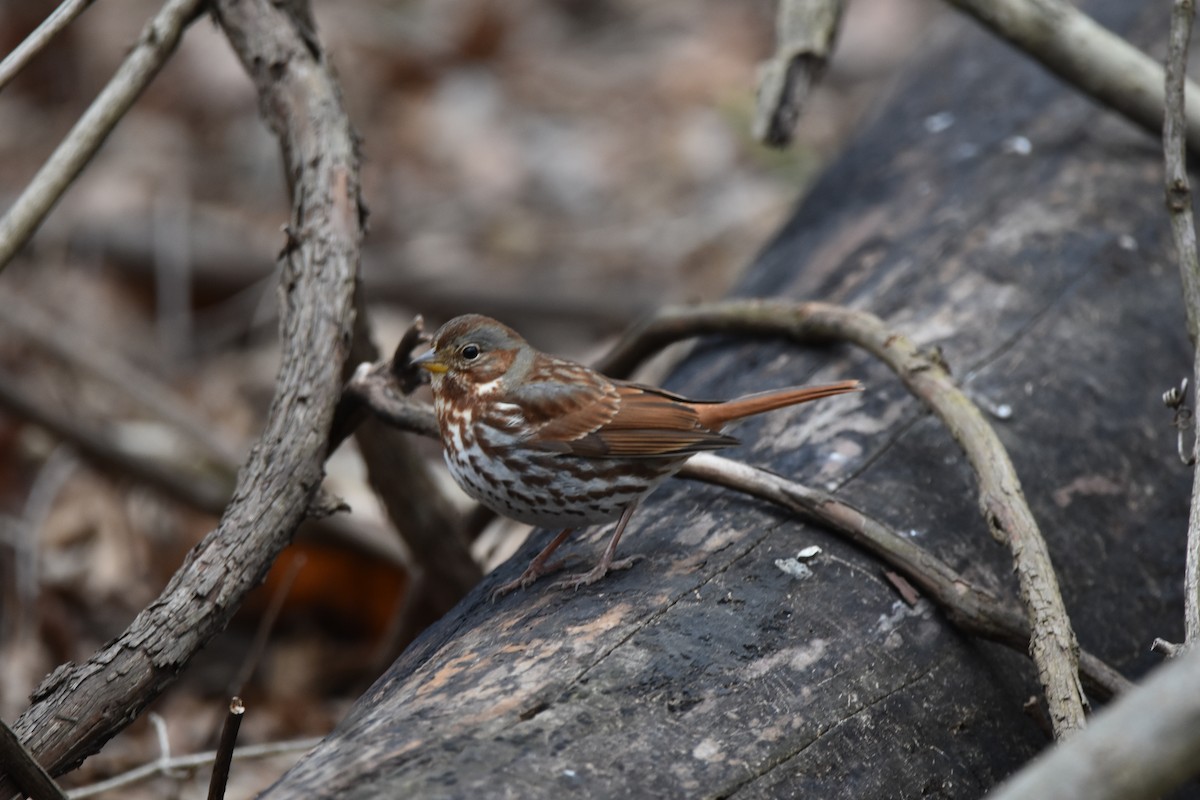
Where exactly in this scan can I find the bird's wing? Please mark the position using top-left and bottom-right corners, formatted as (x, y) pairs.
(520, 378), (737, 458)
(508, 371), (622, 445)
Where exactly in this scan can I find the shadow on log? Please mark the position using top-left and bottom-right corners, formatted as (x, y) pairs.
(264, 2), (1192, 797)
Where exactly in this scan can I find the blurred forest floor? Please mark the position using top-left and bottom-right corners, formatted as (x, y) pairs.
(0, 0), (935, 796)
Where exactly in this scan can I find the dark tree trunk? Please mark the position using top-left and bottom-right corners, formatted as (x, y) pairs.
(262, 2), (1192, 797)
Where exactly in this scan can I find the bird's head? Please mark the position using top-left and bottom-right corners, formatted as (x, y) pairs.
(413, 314), (527, 396)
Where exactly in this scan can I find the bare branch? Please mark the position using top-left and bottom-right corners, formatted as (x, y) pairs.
(0, 0), (98, 92)
(1162, 0), (1200, 655)
(944, 0), (1200, 155)
(343, 364), (439, 439)
(65, 737), (321, 799)
(754, 0), (844, 147)
(1165, 0), (1200, 343)
(206, 697), (245, 800)
(0, 718), (67, 800)
(984, 647), (1200, 800)
(0, 0), (206, 272)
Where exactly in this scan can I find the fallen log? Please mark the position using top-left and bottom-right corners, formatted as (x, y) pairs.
(263, 2), (1192, 796)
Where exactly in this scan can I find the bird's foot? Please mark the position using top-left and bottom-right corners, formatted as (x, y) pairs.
(549, 555), (643, 592)
(489, 558), (568, 601)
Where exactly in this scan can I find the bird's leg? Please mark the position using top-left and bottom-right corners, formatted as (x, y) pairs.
(551, 504), (642, 591)
(490, 528), (575, 600)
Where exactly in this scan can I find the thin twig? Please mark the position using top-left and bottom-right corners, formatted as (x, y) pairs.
(206, 697), (245, 800)
(8, 448), (76, 644)
(1163, 0), (1200, 655)
(64, 737), (322, 799)
(343, 364), (439, 439)
(0, 0), (98, 92)
(601, 300), (1087, 737)
(1151, 637), (1185, 658)
(144, 713), (182, 780)
(227, 557), (304, 698)
(943, 0), (1200, 155)
(0, 0), (205, 272)
(0, 717), (67, 800)
(984, 646), (1200, 800)
(329, 313), (428, 452)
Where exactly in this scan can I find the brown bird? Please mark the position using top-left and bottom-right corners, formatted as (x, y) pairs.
(414, 314), (861, 596)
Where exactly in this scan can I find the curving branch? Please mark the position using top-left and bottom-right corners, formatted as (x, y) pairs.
(0, 0), (364, 794)
(600, 300), (1087, 737)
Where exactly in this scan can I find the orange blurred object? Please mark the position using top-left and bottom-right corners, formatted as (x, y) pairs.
(241, 541), (408, 641)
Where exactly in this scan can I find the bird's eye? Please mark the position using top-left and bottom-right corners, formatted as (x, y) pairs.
(460, 344), (481, 360)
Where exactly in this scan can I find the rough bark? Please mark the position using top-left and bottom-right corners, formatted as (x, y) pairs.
(0, 1), (363, 796)
(263, 2), (1193, 798)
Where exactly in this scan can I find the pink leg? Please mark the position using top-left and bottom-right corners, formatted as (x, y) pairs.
(551, 504), (642, 591)
(490, 528), (575, 600)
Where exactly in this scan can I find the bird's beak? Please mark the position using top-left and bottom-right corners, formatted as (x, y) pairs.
(412, 349), (448, 374)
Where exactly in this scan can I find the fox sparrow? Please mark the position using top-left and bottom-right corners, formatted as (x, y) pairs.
(414, 314), (861, 596)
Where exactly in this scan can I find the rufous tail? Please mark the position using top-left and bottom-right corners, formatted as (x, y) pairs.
(693, 380), (862, 429)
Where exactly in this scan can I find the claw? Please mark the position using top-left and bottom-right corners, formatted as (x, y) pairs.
(489, 557), (569, 601)
(548, 555), (643, 592)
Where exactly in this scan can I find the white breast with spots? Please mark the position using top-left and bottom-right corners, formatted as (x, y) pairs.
(437, 404), (682, 529)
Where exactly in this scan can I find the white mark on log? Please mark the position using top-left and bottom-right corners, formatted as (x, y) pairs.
(774, 558), (812, 580)
(742, 640), (828, 680)
(924, 111), (955, 133)
(692, 738), (722, 762)
(1002, 135), (1032, 155)
(875, 599), (932, 640)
